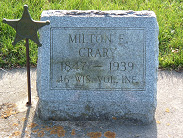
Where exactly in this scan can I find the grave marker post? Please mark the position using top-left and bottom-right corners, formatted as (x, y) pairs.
(3, 5), (50, 105)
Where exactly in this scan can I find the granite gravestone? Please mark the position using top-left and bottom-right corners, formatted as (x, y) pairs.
(37, 10), (159, 124)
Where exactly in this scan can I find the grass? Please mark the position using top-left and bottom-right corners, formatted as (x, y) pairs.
(0, 0), (183, 70)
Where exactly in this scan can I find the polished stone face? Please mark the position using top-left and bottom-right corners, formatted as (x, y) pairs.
(51, 28), (145, 91)
(37, 10), (159, 124)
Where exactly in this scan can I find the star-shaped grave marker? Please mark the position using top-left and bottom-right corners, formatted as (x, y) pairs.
(3, 5), (50, 105)
(3, 5), (50, 46)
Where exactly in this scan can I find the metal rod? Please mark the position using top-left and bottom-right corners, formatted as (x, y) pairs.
(26, 38), (31, 105)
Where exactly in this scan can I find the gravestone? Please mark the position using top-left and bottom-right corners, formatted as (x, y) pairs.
(37, 10), (159, 124)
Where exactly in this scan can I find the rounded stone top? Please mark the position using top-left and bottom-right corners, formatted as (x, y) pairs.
(41, 10), (156, 18)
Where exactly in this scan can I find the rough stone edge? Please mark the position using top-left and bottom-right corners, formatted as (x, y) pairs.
(41, 10), (156, 17)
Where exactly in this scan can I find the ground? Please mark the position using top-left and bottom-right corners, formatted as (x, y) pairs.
(0, 68), (183, 138)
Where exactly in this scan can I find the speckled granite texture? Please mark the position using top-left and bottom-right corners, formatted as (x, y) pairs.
(37, 10), (159, 124)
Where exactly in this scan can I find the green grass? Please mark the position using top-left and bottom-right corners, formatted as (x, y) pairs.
(0, 0), (183, 70)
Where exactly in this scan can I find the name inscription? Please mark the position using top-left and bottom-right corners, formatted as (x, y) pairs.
(50, 27), (145, 90)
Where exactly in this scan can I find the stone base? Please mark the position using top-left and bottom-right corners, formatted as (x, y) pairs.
(37, 98), (155, 124)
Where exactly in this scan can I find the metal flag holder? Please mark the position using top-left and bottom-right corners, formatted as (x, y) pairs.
(3, 5), (50, 106)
